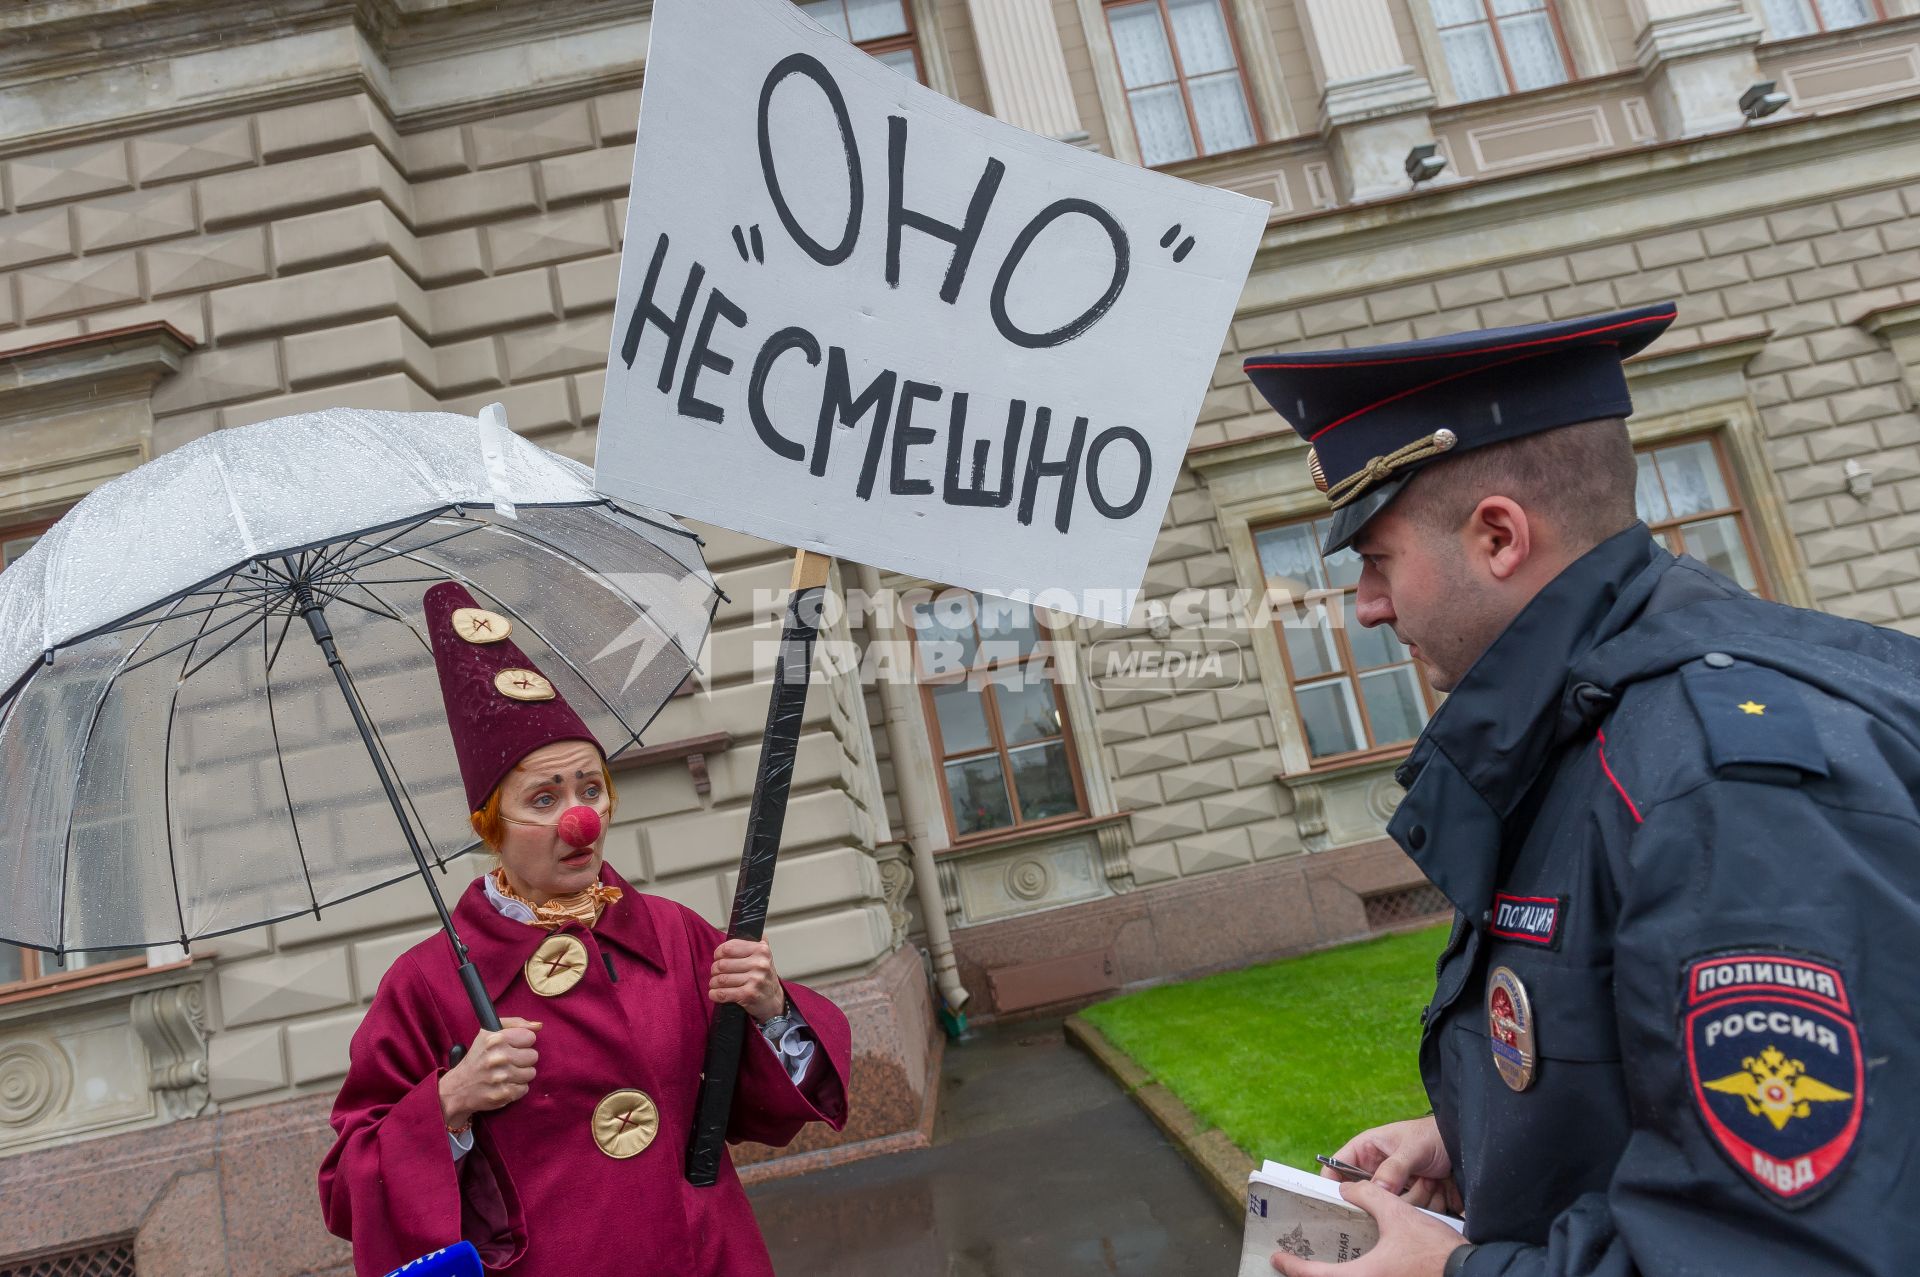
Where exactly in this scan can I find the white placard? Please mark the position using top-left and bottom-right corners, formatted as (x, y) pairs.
(594, 0), (1268, 622)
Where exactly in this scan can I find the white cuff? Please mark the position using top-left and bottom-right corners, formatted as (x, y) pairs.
(449, 1126), (474, 1161)
(758, 1004), (817, 1087)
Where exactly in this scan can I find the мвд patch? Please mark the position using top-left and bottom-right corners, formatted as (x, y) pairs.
(1683, 951), (1864, 1206)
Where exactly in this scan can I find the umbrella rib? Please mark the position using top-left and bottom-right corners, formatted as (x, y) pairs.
(120, 597), (273, 677)
(323, 519), (485, 579)
(369, 545), (649, 748)
(318, 590), (404, 626)
(178, 605), (269, 683)
(94, 594), (257, 637)
(348, 579), (434, 655)
(603, 501), (707, 546)
(470, 518), (709, 675)
(262, 596), (322, 920)
(305, 511), (443, 582)
(264, 606), (297, 674)
(336, 655), (447, 871)
(155, 576), (243, 950)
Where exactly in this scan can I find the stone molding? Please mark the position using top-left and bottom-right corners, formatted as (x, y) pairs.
(0, 0), (650, 144)
(1633, 1), (1765, 72)
(0, 323), (194, 419)
(1319, 65), (1437, 131)
(0, 959), (212, 1156)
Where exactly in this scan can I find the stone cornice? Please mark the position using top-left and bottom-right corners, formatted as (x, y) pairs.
(0, 0), (649, 145)
(1238, 92), (1920, 313)
(0, 323), (195, 419)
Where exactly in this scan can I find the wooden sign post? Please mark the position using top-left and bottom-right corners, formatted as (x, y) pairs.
(685, 548), (833, 1185)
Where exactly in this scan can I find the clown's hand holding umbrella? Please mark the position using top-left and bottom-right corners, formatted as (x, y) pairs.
(0, 405), (851, 1277)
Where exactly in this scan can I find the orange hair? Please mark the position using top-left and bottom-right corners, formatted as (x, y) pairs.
(470, 763), (618, 852)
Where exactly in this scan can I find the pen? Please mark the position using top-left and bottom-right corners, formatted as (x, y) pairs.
(1315, 1154), (1372, 1182)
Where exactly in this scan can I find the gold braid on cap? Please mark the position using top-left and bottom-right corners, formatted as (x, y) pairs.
(1324, 429), (1458, 509)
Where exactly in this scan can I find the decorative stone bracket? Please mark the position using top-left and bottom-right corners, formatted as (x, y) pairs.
(610, 730), (731, 796)
(1864, 302), (1920, 409)
(130, 982), (212, 1121)
(0, 960), (211, 1155)
(873, 841), (916, 951)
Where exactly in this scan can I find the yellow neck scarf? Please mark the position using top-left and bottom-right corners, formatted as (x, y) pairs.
(491, 867), (622, 930)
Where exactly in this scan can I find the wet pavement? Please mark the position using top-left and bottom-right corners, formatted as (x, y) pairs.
(748, 1017), (1241, 1276)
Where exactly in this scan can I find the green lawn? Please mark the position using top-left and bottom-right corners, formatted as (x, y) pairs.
(1080, 923), (1449, 1172)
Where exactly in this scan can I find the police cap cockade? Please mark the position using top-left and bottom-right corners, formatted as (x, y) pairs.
(1243, 302), (1678, 553)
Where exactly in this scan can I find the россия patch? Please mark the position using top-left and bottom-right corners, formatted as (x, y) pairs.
(1683, 951), (1864, 1207)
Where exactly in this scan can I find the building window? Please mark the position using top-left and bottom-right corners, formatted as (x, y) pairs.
(1255, 517), (1437, 764)
(1104, 0), (1259, 166)
(1635, 437), (1770, 597)
(799, 0), (924, 80)
(1759, 0), (1881, 38)
(0, 526), (132, 993)
(1430, 0), (1572, 103)
(914, 590), (1089, 840)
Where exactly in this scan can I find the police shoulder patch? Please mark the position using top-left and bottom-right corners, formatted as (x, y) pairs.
(1679, 658), (1829, 781)
(1683, 950), (1864, 1206)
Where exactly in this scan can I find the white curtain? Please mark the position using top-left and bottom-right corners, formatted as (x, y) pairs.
(1431, 1), (1568, 100)
(845, 0), (910, 42)
(1816, 0), (1877, 28)
(1495, 2), (1569, 92)
(1111, 0), (1196, 164)
(1761, 0), (1817, 35)
(1440, 23), (1506, 101)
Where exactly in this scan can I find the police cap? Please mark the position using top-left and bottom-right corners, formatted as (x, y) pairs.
(1242, 303), (1678, 553)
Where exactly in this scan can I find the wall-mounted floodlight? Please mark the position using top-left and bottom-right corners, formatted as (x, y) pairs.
(1405, 143), (1447, 185)
(1740, 82), (1790, 121)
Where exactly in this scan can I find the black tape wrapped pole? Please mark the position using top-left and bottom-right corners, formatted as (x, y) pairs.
(686, 550), (832, 1187)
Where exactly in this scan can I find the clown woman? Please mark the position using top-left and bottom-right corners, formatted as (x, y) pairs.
(320, 583), (851, 1277)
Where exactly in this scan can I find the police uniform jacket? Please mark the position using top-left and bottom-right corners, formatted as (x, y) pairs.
(1392, 522), (1920, 1275)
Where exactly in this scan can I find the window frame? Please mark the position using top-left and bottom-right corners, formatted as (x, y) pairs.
(801, 0), (926, 82)
(914, 592), (1092, 845)
(1634, 433), (1774, 600)
(1100, 0), (1264, 167)
(0, 513), (149, 995)
(1253, 518), (1442, 770)
(1760, 0), (1887, 38)
(1429, 0), (1576, 103)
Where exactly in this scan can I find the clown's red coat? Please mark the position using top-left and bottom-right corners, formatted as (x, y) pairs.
(318, 864), (850, 1276)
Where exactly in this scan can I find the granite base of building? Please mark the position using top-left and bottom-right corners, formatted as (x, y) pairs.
(0, 944), (938, 1275)
(953, 840), (1438, 1019)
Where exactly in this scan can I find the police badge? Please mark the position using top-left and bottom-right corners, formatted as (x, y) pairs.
(1684, 951), (1865, 1206)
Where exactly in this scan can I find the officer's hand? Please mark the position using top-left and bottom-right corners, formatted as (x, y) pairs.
(439, 1017), (541, 1131)
(1326, 1115), (1459, 1210)
(1272, 1180), (1466, 1277)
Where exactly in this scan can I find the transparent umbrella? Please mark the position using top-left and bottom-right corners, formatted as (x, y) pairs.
(0, 404), (716, 1029)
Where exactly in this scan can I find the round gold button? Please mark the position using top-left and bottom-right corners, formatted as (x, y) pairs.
(524, 934), (588, 997)
(495, 668), (555, 701)
(452, 607), (513, 644)
(592, 1089), (659, 1159)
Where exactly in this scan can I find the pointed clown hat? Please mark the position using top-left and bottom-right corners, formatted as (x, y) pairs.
(424, 581), (601, 812)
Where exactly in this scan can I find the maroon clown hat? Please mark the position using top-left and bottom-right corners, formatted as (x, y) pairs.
(424, 581), (602, 812)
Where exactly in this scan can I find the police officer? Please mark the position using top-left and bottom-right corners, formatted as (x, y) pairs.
(1243, 303), (1920, 1276)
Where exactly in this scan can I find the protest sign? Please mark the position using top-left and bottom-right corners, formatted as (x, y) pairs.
(594, 0), (1268, 622)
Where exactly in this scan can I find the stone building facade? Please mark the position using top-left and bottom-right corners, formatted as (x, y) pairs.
(4, 0), (1920, 1270)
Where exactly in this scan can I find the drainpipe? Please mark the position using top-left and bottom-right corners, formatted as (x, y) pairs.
(856, 563), (971, 1018)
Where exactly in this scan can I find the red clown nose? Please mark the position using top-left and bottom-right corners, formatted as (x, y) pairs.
(557, 805), (602, 849)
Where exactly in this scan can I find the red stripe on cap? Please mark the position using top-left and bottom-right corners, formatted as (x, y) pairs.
(1306, 347), (1569, 443)
(1244, 313), (1667, 373)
